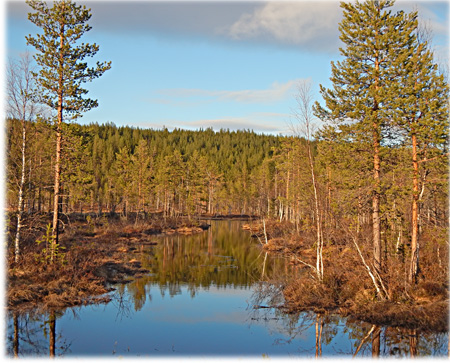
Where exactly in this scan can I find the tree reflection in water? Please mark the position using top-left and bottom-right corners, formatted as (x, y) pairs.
(122, 219), (288, 304)
(249, 260), (448, 357)
(7, 309), (71, 357)
(372, 325), (381, 357)
(13, 312), (18, 357)
(315, 314), (324, 357)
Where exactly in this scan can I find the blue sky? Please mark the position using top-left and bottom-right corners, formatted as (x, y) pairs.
(4, 0), (449, 135)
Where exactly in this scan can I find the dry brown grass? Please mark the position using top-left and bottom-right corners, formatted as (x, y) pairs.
(253, 220), (449, 333)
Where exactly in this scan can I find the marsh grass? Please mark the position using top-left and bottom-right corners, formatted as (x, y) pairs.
(249, 220), (449, 333)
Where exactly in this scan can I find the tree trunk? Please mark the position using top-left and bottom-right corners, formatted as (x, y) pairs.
(51, 21), (65, 263)
(372, 53), (382, 277)
(37, 184), (42, 212)
(372, 129), (382, 275)
(208, 180), (212, 214)
(308, 140), (323, 282)
(14, 118), (27, 263)
(286, 152), (290, 222)
(51, 119), (62, 262)
(372, 160), (382, 275)
(409, 133), (420, 283)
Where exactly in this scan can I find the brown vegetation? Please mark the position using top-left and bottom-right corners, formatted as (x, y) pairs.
(247, 220), (449, 333)
(6, 213), (209, 312)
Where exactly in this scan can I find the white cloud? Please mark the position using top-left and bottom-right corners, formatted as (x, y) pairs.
(178, 111), (292, 134)
(184, 117), (286, 134)
(223, 2), (342, 52)
(158, 79), (302, 104)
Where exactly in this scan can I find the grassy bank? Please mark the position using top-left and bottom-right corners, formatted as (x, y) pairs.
(245, 219), (449, 333)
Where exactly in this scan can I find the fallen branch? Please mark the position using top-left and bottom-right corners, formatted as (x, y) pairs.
(371, 262), (391, 300)
(351, 235), (387, 300)
(283, 250), (322, 281)
(253, 304), (284, 309)
(293, 255), (318, 272)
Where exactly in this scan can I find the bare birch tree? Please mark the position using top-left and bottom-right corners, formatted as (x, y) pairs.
(291, 80), (324, 282)
(7, 52), (38, 263)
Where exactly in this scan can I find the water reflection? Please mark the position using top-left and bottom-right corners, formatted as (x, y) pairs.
(5, 220), (449, 357)
(315, 314), (324, 357)
(122, 220), (288, 307)
(6, 309), (71, 357)
(246, 305), (448, 357)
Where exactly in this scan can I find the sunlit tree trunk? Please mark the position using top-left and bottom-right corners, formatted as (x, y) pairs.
(372, 55), (382, 277)
(51, 119), (62, 262)
(15, 118), (27, 264)
(51, 22), (65, 262)
(409, 133), (420, 283)
(294, 80), (323, 281)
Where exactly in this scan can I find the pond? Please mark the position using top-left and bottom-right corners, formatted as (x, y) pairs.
(5, 220), (449, 357)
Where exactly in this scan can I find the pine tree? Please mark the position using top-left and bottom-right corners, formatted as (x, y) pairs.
(132, 139), (153, 215)
(388, 26), (449, 283)
(314, 0), (417, 280)
(26, 0), (111, 261)
(114, 146), (133, 216)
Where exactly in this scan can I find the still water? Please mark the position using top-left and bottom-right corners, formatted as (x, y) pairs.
(6, 220), (449, 357)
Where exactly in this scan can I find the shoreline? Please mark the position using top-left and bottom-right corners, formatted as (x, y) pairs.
(244, 220), (449, 334)
(6, 214), (210, 313)
(6, 215), (448, 334)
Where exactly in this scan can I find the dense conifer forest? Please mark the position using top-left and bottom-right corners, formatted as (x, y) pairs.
(6, 120), (287, 217)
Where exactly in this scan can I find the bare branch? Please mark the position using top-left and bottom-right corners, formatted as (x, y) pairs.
(418, 152), (449, 164)
(351, 234), (387, 300)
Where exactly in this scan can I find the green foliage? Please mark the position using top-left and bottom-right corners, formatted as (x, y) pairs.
(311, 0), (448, 286)
(35, 224), (66, 265)
(25, 0), (111, 119)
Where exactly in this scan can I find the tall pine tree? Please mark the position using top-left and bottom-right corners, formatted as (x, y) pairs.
(314, 0), (417, 281)
(388, 25), (449, 283)
(26, 0), (111, 261)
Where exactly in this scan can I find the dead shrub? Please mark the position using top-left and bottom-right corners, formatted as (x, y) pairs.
(260, 218), (449, 331)
(283, 278), (337, 312)
(415, 281), (448, 298)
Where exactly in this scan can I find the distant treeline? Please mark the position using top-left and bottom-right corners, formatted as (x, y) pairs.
(7, 119), (447, 233)
(7, 120), (286, 217)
